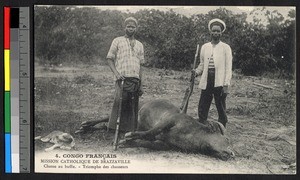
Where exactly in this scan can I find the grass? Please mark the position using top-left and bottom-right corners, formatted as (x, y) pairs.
(34, 63), (296, 174)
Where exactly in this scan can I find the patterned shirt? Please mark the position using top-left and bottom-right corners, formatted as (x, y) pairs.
(208, 55), (215, 69)
(208, 45), (216, 69)
(107, 36), (144, 79)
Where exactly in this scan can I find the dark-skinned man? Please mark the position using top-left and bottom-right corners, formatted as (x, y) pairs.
(193, 18), (232, 127)
(107, 17), (144, 133)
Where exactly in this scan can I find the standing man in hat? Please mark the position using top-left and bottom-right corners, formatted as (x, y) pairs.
(193, 18), (232, 127)
(106, 17), (144, 132)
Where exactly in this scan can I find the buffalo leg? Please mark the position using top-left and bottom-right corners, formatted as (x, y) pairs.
(75, 115), (109, 134)
(120, 139), (171, 151)
(80, 115), (109, 127)
(125, 117), (174, 140)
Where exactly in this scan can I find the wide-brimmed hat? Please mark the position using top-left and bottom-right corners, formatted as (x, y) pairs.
(208, 18), (226, 33)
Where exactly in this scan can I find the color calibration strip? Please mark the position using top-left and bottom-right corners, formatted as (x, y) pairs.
(4, 6), (12, 173)
(4, 6), (30, 173)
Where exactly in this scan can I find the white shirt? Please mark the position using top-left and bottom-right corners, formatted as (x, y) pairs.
(195, 41), (232, 90)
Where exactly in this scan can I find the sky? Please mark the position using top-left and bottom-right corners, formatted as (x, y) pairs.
(78, 5), (295, 24)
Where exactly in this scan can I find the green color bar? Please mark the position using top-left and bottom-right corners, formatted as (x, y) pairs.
(5, 91), (11, 133)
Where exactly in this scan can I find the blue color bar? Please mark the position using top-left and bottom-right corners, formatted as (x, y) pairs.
(5, 133), (12, 173)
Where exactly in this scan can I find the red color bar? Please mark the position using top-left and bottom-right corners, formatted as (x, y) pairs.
(4, 7), (10, 49)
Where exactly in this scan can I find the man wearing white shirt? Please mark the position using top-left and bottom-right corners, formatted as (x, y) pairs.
(194, 18), (232, 127)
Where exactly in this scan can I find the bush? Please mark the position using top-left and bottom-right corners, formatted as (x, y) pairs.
(34, 6), (295, 77)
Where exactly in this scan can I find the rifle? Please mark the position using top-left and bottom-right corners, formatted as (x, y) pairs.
(180, 44), (200, 114)
(113, 79), (124, 150)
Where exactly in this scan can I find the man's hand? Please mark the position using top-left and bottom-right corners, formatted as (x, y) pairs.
(107, 58), (125, 80)
(138, 87), (144, 96)
(115, 72), (125, 80)
(223, 86), (229, 94)
(191, 69), (198, 77)
(138, 81), (144, 96)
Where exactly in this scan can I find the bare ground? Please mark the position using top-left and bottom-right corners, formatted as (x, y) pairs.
(34, 64), (296, 174)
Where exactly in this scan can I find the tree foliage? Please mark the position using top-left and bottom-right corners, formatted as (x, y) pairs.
(34, 6), (295, 77)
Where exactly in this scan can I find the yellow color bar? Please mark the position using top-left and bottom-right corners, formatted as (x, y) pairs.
(5, 49), (10, 91)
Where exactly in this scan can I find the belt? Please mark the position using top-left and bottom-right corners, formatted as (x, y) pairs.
(208, 68), (215, 73)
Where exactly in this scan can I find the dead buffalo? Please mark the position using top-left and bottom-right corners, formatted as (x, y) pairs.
(119, 99), (235, 160)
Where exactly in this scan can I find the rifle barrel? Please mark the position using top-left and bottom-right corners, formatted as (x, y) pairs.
(180, 44), (200, 114)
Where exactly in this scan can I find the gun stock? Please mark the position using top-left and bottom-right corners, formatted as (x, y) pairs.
(113, 80), (124, 150)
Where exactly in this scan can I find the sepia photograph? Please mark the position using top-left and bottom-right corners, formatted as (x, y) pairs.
(34, 5), (296, 174)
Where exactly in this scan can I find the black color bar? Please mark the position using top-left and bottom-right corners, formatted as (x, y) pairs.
(10, 7), (19, 28)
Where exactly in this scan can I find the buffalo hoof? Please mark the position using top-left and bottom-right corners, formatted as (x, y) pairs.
(124, 132), (133, 138)
(119, 139), (127, 145)
(124, 132), (139, 139)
